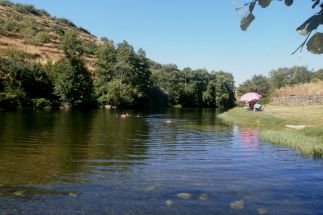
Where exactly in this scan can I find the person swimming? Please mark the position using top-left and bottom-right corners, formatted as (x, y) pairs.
(120, 112), (128, 118)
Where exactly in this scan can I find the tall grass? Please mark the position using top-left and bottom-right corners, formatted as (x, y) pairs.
(260, 130), (323, 158)
(218, 107), (295, 128)
(273, 79), (323, 97)
(218, 105), (323, 158)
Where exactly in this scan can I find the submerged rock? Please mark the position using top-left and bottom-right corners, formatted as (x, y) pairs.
(144, 186), (156, 192)
(68, 192), (78, 197)
(199, 193), (209, 200)
(176, 192), (192, 199)
(257, 207), (268, 214)
(165, 200), (173, 207)
(13, 190), (25, 196)
(230, 199), (244, 209)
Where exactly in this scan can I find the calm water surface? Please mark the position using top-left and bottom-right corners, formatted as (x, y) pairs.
(0, 109), (322, 214)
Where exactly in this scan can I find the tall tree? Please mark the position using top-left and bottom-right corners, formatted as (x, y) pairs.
(269, 66), (312, 89)
(238, 75), (271, 97)
(94, 40), (117, 105)
(203, 72), (235, 108)
(53, 30), (94, 108)
(151, 64), (181, 105)
(132, 48), (152, 105)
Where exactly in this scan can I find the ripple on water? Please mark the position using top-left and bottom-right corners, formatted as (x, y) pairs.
(0, 110), (323, 214)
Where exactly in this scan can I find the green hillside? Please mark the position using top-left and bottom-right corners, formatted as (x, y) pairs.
(0, 0), (236, 110)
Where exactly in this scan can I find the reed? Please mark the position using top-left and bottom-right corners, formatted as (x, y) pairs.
(260, 130), (323, 158)
(272, 80), (323, 97)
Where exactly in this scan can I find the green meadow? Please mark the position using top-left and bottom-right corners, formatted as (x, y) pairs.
(218, 105), (323, 158)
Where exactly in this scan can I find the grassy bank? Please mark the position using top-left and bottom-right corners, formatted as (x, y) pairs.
(218, 105), (323, 158)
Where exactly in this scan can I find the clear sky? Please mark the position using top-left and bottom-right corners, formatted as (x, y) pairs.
(11, 0), (323, 85)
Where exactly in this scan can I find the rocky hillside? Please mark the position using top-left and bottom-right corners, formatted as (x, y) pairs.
(0, 0), (100, 70)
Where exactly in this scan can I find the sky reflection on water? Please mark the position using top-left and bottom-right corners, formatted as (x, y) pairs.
(0, 109), (322, 214)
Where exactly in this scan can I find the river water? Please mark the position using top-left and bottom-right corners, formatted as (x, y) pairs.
(0, 109), (322, 214)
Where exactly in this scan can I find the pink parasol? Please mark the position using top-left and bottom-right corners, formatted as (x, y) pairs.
(239, 92), (262, 103)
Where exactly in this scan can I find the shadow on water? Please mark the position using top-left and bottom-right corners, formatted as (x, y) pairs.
(0, 110), (149, 185)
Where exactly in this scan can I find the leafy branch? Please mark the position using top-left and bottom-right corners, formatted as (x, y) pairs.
(238, 0), (323, 54)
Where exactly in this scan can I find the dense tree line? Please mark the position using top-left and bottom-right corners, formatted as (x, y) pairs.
(237, 66), (323, 102)
(0, 30), (236, 110)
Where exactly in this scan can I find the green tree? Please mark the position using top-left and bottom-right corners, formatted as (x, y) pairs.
(53, 30), (94, 108)
(178, 68), (209, 107)
(202, 79), (217, 107)
(151, 64), (181, 105)
(0, 49), (54, 109)
(131, 48), (152, 106)
(52, 59), (94, 108)
(213, 71), (236, 108)
(61, 30), (83, 59)
(313, 69), (323, 80)
(269, 66), (312, 89)
(94, 40), (117, 105)
(203, 71), (235, 108)
(238, 75), (271, 98)
(103, 79), (134, 107)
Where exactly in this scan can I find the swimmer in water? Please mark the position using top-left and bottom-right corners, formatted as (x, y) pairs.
(120, 112), (128, 118)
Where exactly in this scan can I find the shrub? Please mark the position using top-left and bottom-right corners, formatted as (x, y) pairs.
(0, 0), (13, 6)
(38, 9), (50, 17)
(78, 27), (92, 35)
(50, 24), (65, 36)
(57, 18), (76, 28)
(32, 98), (52, 110)
(31, 31), (51, 45)
(15, 3), (40, 16)
(4, 19), (24, 33)
(81, 40), (98, 55)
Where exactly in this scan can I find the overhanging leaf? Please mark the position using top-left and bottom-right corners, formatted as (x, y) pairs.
(240, 11), (255, 31)
(306, 32), (323, 54)
(284, 0), (293, 6)
(312, 0), (320, 9)
(258, 0), (272, 8)
(296, 14), (321, 35)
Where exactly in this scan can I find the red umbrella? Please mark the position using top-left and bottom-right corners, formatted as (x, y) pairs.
(239, 92), (262, 103)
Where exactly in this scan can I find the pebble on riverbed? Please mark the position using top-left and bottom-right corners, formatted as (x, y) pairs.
(257, 207), (268, 214)
(199, 193), (209, 200)
(68, 192), (78, 197)
(176, 192), (192, 199)
(165, 200), (173, 207)
(13, 190), (25, 196)
(230, 199), (244, 209)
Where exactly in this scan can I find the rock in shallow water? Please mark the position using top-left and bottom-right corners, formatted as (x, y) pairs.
(199, 193), (209, 200)
(230, 199), (244, 209)
(68, 192), (78, 197)
(13, 190), (25, 196)
(176, 192), (192, 199)
(257, 207), (268, 214)
(165, 200), (173, 207)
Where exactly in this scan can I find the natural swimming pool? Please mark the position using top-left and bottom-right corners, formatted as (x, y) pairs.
(0, 109), (322, 214)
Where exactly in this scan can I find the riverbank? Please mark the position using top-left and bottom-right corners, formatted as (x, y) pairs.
(218, 105), (323, 158)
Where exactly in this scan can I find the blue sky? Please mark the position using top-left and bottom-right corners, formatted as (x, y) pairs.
(12, 0), (323, 84)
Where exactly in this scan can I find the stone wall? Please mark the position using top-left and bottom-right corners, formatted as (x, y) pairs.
(271, 96), (323, 106)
